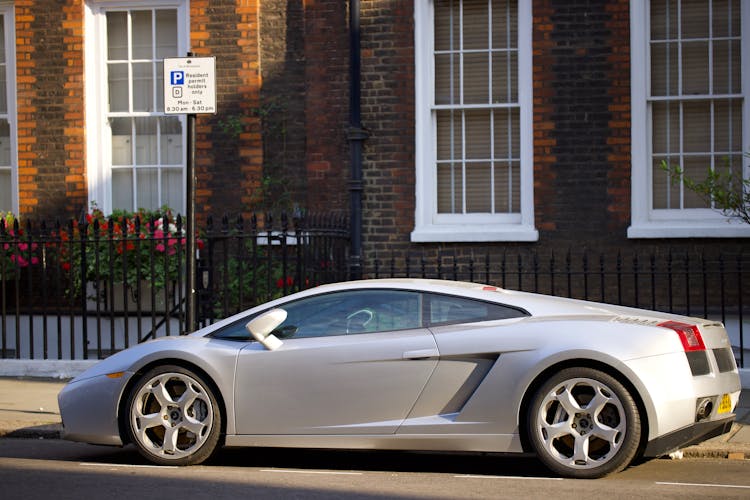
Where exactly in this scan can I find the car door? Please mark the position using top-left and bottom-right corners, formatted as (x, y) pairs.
(233, 289), (439, 435)
(397, 292), (530, 436)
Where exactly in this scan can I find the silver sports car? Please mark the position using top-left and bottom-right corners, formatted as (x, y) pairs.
(58, 279), (741, 478)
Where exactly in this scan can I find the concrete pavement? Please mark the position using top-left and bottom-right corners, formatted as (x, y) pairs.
(0, 377), (748, 460)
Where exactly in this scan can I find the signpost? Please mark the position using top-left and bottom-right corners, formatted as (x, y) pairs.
(164, 56), (216, 334)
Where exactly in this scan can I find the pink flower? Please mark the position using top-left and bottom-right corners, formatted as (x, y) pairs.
(10, 255), (28, 267)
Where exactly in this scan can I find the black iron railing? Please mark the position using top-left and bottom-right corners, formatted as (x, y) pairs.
(1, 216), (747, 368)
(0, 212), (349, 360)
(371, 249), (749, 368)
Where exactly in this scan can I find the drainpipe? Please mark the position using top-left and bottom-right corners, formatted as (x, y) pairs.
(348, 0), (369, 280)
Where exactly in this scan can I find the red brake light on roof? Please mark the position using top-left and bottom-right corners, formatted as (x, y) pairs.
(482, 286), (498, 291)
(657, 321), (706, 352)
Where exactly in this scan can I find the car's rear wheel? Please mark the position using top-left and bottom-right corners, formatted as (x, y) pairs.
(527, 367), (641, 479)
(126, 365), (221, 466)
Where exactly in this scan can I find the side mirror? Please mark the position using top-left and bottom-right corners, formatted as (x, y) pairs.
(246, 309), (287, 351)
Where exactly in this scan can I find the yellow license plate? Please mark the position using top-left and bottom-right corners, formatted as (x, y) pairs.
(717, 394), (732, 414)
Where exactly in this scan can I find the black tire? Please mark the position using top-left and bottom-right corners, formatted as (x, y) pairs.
(126, 364), (221, 466)
(526, 367), (641, 479)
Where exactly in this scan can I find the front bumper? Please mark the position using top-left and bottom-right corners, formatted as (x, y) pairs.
(643, 414), (735, 457)
(58, 372), (134, 446)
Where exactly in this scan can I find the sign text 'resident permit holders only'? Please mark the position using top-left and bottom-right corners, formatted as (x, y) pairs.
(163, 57), (217, 114)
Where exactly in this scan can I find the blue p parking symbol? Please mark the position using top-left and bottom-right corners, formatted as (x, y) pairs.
(170, 71), (185, 85)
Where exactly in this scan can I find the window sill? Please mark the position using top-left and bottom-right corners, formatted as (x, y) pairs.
(628, 220), (750, 239)
(411, 224), (539, 243)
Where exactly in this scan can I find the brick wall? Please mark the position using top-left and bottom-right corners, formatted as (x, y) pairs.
(533, 0), (631, 242)
(258, 0), (307, 212)
(190, 0), (263, 219)
(16, 0), (86, 219)
(303, 0), (349, 212)
(359, 0), (416, 251)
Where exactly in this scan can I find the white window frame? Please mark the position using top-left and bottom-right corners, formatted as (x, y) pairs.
(84, 0), (189, 214)
(629, 0), (750, 238)
(412, 0), (537, 242)
(0, 2), (17, 214)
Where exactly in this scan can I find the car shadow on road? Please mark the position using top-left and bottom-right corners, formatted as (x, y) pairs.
(211, 447), (554, 477)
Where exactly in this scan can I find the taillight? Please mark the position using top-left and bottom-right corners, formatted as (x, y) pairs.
(658, 321), (706, 352)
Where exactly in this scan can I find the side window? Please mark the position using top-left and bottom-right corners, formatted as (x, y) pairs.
(426, 293), (526, 326)
(275, 290), (423, 339)
(211, 315), (258, 341)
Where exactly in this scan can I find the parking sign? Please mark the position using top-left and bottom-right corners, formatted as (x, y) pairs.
(163, 57), (216, 114)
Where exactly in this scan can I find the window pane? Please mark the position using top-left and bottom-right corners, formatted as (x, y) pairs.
(434, 0), (459, 52)
(135, 167), (159, 210)
(160, 116), (183, 165)
(162, 168), (183, 210)
(132, 62), (154, 112)
(650, 42), (678, 96)
(682, 155), (712, 208)
(131, 10), (153, 60)
(155, 10), (178, 59)
(652, 156), (680, 209)
(437, 163), (463, 213)
(112, 169), (134, 210)
(712, 0), (739, 37)
(0, 119), (9, 166)
(134, 117), (157, 165)
(463, 1), (489, 50)
(682, 42), (709, 95)
(0, 65), (7, 114)
(652, 101), (679, 154)
(494, 161), (519, 212)
(681, 0), (709, 38)
(0, 169), (10, 212)
(493, 108), (519, 158)
(465, 110), (491, 159)
(712, 39), (741, 94)
(110, 117), (132, 165)
(436, 110), (462, 161)
(492, 0), (516, 49)
(650, 0), (677, 39)
(107, 11), (128, 60)
(108, 62), (129, 112)
(682, 101), (710, 153)
(0, 15), (5, 63)
(713, 99), (742, 152)
(466, 163), (491, 212)
(156, 61), (164, 111)
(464, 53), (489, 104)
(435, 53), (459, 105)
(492, 51), (516, 103)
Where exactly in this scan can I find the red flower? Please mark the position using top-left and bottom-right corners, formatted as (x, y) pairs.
(276, 276), (294, 288)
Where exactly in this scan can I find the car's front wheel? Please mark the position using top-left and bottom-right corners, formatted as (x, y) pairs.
(126, 365), (221, 465)
(527, 367), (641, 478)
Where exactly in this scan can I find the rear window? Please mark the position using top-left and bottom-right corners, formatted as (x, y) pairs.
(426, 293), (528, 326)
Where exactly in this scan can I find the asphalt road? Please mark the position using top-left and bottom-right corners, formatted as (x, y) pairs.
(1, 439), (750, 499)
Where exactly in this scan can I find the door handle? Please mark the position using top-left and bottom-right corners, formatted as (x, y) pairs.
(403, 349), (439, 360)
